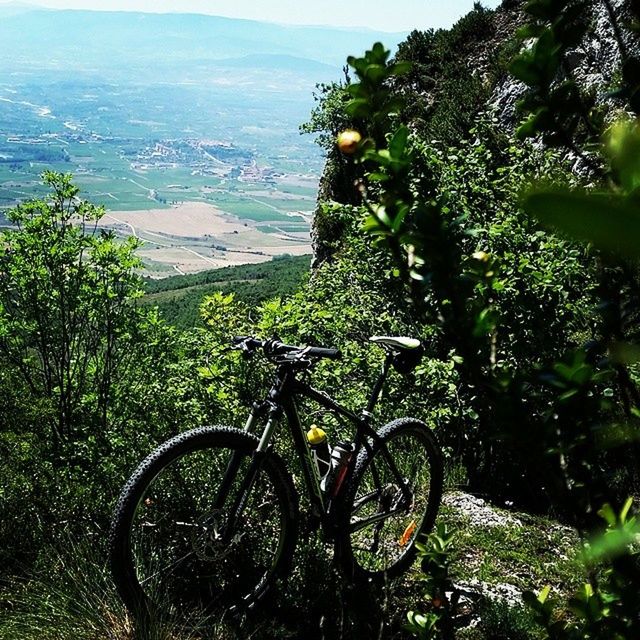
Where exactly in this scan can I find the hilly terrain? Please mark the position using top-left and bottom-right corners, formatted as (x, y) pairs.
(0, 7), (407, 75)
(142, 254), (311, 328)
(0, 7), (406, 276)
(1, 2), (640, 639)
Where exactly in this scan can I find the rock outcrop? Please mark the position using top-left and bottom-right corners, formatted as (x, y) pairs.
(490, 0), (635, 127)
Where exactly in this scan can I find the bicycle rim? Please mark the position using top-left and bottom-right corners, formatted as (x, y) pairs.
(126, 443), (288, 616)
(347, 426), (437, 575)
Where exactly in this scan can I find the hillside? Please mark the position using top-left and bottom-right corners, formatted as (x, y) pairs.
(1, 2), (640, 640)
(142, 254), (311, 328)
(310, 0), (635, 265)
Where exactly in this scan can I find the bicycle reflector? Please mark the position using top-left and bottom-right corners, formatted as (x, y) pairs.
(398, 520), (417, 547)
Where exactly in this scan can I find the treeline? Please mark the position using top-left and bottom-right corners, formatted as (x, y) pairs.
(142, 254), (310, 329)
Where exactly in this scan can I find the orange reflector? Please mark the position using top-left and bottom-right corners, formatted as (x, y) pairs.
(398, 520), (417, 547)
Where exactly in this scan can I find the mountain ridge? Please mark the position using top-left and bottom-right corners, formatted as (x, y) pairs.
(0, 8), (408, 72)
(0, 3), (409, 34)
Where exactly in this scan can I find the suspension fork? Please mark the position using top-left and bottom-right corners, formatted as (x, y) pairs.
(212, 402), (264, 511)
(221, 404), (282, 542)
(218, 371), (289, 540)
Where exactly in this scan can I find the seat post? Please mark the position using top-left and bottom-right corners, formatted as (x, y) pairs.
(364, 352), (393, 416)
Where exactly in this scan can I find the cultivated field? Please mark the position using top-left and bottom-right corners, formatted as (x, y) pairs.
(98, 201), (312, 277)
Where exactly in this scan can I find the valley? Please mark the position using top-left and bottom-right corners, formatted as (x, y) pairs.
(0, 7), (406, 276)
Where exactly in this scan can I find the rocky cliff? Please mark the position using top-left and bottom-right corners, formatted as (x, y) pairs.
(310, 0), (638, 267)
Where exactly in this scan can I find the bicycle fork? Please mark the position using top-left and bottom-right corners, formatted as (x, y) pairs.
(214, 402), (281, 543)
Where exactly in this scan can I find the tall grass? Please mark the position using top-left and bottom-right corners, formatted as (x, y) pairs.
(0, 524), (419, 639)
(0, 535), (231, 640)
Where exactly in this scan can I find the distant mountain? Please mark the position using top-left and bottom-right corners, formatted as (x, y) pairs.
(214, 54), (338, 74)
(0, 2), (38, 18)
(0, 8), (407, 81)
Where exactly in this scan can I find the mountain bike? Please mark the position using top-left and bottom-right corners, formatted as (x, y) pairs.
(109, 335), (443, 620)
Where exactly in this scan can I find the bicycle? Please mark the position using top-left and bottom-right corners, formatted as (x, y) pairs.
(109, 335), (443, 620)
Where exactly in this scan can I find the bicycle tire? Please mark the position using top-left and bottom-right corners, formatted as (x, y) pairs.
(334, 418), (443, 581)
(109, 425), (298, 621)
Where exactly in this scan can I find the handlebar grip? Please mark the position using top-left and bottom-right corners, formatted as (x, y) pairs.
(307, 346), (342, 360)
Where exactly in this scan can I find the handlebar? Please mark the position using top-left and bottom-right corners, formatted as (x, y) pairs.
(231, 336), (342, 361)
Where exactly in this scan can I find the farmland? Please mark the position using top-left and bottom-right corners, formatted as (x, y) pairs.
(0, 78), (321, 275)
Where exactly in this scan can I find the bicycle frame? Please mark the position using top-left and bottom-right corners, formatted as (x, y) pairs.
(227, 353), (411, 540)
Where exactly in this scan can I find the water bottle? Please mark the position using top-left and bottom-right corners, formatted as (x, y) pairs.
(307, 424), (331, 484)
(321, 441), (353, 497)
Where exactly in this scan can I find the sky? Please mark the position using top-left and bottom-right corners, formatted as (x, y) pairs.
(0, 0), (502, 32)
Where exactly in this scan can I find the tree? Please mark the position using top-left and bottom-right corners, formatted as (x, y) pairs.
(0, 171), (142, 443)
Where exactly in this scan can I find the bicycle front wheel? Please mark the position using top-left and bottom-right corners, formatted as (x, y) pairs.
(335, 418), (443, 581)
(109, 426), (298, 621)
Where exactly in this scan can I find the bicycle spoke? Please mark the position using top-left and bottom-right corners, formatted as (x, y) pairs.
(345, 424), (438, 575)
(125, 440), (290, 614)
(139, 549), (197, 587)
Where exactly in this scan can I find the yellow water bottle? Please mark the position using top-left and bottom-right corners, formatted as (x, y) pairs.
(307, 424), (331, 484)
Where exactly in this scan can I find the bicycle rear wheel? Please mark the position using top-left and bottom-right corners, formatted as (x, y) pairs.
(335, 418), (443, 581)
(109, 426), (298, 621)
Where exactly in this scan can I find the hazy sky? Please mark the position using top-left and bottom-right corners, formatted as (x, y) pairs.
(0, 0), (502, 32)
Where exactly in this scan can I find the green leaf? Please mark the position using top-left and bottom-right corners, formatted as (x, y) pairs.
(607, 119), (640, 193)
(389, 125), (409, 160)
(597, 503), (617, 527)
(538, 585), (552, 603)
(345, 98), (371, 118)
(516, 23), (545, 39)
(524, 190), (640, 259)
(620, 497), (633, 524)
(370, 42), (389, 64)
(525, 0), (560, 21)
(510, 54), (542, 86)
(516, 109), (552, 140)
(391, 61), (412, 76)
(583, 521), (640, 563)
(364, 63), (387, 84)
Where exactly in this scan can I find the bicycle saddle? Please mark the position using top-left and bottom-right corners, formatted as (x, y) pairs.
(370, 336), (423, 373)
(369, 336), (421, 351)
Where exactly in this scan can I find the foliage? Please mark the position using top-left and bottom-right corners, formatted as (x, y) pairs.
(393, 3), (503, 144)
(199, 219), (441, 437)
(325, 43), (608, 503)
(142, 255), (311, 329)
(3, 3), (640, 638)
(511, 3), (640, 636)
(406, 523), (457, 640)
(510, 0), (640, 159)
(301, 75), (364, 221)
(524, 500), (640, 639)
(336, 2), (640, 631)
(0, 171), (142, 439)
(0, 175), (228, 576)
(301, 74), (354, 153)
